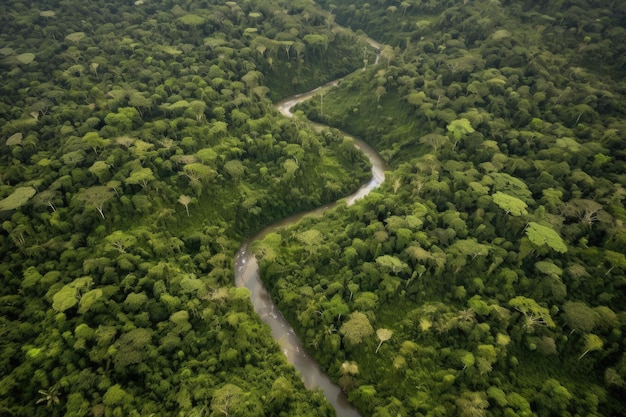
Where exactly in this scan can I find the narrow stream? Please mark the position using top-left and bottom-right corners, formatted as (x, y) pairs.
(234, 45), (386, 417)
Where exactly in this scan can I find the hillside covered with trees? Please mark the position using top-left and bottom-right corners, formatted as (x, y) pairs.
(0, 0), (372, 416)
(256, 0), (626, 416)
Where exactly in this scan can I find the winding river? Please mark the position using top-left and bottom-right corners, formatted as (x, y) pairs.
(234, 43), (386, 417)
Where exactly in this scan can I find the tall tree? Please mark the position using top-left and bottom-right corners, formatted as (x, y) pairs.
(340, 311), (374, 347)
(75, 186), (115, 219)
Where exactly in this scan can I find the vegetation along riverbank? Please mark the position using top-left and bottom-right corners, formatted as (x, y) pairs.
(1, 0), (625, 416)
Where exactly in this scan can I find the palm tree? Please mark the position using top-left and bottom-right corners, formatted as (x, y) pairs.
(36, 386), (60, 407)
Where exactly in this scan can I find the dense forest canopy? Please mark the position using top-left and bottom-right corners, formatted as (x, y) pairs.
(257, 0), (626, 416)
(1, 0), (626, 416)
(0, 0), (371, 415)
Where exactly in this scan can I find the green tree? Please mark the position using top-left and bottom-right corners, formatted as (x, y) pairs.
(36, 386), (61, 407)
(579, 333), (603, 360)
(509, 296), (555, 331)
(525, 222), (568, 253)
(75, 186), (115, 219)
(105, 230), (137, 254)
(375, 328), (393, 353)
(0, 186), (36, 211)
(455, 391), (488, 417)
(178, 195), (192, 216)
(52, 285), (79, 312)
(375, 255), (408, 275)
(211, 383), (243, 417)
(340, 311), (374, 347)
(88, 160), (111, 183)
(83, 132), (110, 156)
(492, 191), (528, 216)
(561, 301), (598, 334)
(561, 198), (604, 228)
(446, 118), (475, 148)
(126, 167), (155, 189)
(224, 160), (244, 182)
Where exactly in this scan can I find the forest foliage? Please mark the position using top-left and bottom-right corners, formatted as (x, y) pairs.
(0, 0), (371, 416)
(2, 0), (626, 416)
(256, 0), (626, 416)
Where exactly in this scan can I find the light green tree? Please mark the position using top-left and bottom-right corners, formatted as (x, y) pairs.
(78, 289), (103, 314)
(76, 186), (115, 219)
(509, 296), (555, 331)
(105, 230), (137, 254)
(211, 384), (243, 417)
(455, 391), (488, 417)
(375, 255), (408, 275)
(492, 191), (528, 216)
(36, 386), (60, 407)
(375, 328), (393, 353)
(525, 222), (567, 253)
(446, 118), (475, 148)
(125, 167), (155, 189)
(65, 32), (86, 44)
(340, 311), (374, 347)
(178, 195), (192, 216)
(88, 160), (110, 183)
(52, 285), (79, 312)
(178, 14), (205, 28)
(578, 333), (604, 360)
(0, 186), (36, 211)
(224, 160), (244, 181)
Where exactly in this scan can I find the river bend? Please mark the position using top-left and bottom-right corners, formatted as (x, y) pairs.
(234, 53), (386, 417)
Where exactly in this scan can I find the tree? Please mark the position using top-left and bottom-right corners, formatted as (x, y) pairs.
(103, 384), (130, 408)
(89, 160), (111, 183)
(375, 255), (408, 275)
(36, 386), (60, 407)
(187, 100), (207, 121)
(0, 186), (36, 211)
(52, 285), (79, 312)
(224, 160), (244, 181)
(340, 311), (374, 347)
(375, 85), (386, 103)
(78, 289), (103, 314)
(52, 277), (93, 312)
(105, 231), (137, 254)
(525, 222), (568, 253)
(178, 13), (205, 29)
(419, 133), (448, 151)
(65, 31), (86, 44)
(579, 333), (603, 360)
(455, 391), (488, 417)
(125, 167), (155, 189)
(76, 186), (115, 219)
(113, 328), (154, 373)
(268, 376), (293, 409)
(561, 198), (604, 227)
(375, 328), (393, 353)
(561, 301), (598, 334)
(179, 195), (192, 216)
(604, 250), (626, 276)
(83, 132), (110, 156)
(538, 379), (572, 415)
(6, 132), (22, 146)
(296, 229), (323, 257)
(492, 191), (528, 216)
(509, 296), (555, 330)
(211, 384), (243, 417)
(446, 118), (475, 148)
(380, 45), (395, 67)
(183, 163), (216, 190)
